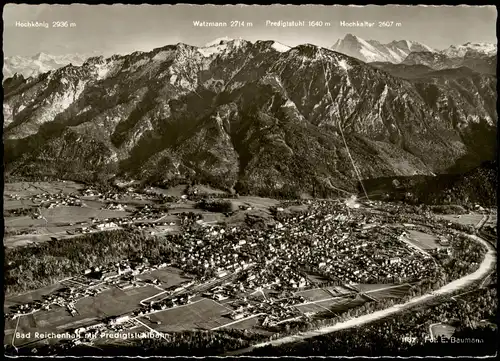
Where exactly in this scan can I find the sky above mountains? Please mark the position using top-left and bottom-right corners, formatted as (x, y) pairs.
(3, 4), (497, 57)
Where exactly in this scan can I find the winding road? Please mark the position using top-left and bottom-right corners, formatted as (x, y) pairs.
(227, 228), (496, 355)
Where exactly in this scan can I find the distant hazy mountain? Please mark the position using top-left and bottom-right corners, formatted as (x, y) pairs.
(402, 42), (497, 74)
(331, 34), (435, 63)
(3, 52), (99, 79)
(3, 38), (496, 196)
(441, 42), (497, 58)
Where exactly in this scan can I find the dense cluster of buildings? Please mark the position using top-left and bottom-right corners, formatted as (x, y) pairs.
(130, 205), (167, 220)
(82, 187), (155, 203)
(29, 192), (84, 208)
(101, 203), (127, 211)
(171, 200), (436, 289)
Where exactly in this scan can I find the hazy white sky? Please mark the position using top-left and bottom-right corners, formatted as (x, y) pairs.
(3, 4), (497, 56)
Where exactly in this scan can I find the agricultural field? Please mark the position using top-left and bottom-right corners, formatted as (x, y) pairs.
(233, 196), (280, 213)
(168, 204), (205, 214)
(3, 199), (38, 210)
(295, 301), (335, 314)
(4, 216), (47, 228)
(328, 295), (371, 312)
(436, 213), (484, 228)
(75, 285), (160, 318)
(4, 283), (67, 310)
(295, 295), (364, 314)
(291, 284), (411, 316)
(42, 206), (131, 223)
(4, 181), (84, 197)
(351, 283), (397, 293)
(3, 181), (283, 251)
(4, 194), (132, 248)
(4, 283), (163, 347)
(3, 225), (115, 248)
(295, 288), (332, 301)
(137, 267), (192, 289)
(364, 284), (412, 300)
(223, 315), (262, 330)
(406, 230), (441, 250)
(277, 204), (310, 215)
(140, 298), (232, 332)
(4, 307), (98, 346)
(3, 231), (60, 248)
(325, 285), (356, 296)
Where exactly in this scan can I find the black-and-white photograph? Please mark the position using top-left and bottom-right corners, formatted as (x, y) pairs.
(2, 4), (497, 357)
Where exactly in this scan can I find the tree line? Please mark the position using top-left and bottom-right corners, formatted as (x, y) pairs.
(4, 230), (178, 294)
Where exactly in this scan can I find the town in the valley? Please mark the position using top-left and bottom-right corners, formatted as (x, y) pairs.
(3, 180), (497, 354)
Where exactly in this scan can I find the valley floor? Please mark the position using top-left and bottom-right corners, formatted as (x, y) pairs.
(227, 217), (496, 355)
(3, 181), (496, 355)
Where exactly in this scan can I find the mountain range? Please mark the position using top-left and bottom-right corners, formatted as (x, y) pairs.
(3, 52), (101, 79)
(3, 38), (497, 197)
(401, 49), (497, 74)
(331, 34), (497, 74)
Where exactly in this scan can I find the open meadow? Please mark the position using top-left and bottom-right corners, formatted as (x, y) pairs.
(137, 267), (192, 289)
(295, 288), (333, 301)
(436, 213), (484, 227)
(406, 230), (441, 250)
(365, 284), (412, 300)
(140, 298), (233, 332)
(4, 181), (84, 197)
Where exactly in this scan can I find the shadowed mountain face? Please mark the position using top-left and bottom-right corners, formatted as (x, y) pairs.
(368, 63), (435, 80)
(3, 39), (497, 195)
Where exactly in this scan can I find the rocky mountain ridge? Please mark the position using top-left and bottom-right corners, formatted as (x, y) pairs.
(3, 39), (497, 196)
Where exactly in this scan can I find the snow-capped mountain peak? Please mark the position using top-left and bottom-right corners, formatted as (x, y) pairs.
(204, 36), (234, 47)
(331, 34), (435, 63)
(32, 52), (54, 62)
(441, 42), (497, 58)
(197, 37), (252, 57)
(271, 41), (291, 53)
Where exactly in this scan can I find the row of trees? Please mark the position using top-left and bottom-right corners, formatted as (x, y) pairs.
(196, 199), (234, 213)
